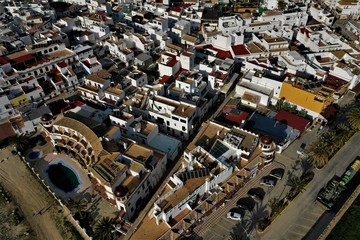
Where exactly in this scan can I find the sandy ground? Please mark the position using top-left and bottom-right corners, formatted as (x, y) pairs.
(0, 145), (64, 240)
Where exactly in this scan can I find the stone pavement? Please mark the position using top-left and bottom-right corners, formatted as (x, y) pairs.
(261, 132), (360, 240)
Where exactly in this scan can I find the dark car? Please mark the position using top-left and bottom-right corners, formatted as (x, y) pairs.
(269, 168), (285, 180)
(248, 188), (265, 200)
(260, 176), (277, 187)
(236, 197), (255, 211)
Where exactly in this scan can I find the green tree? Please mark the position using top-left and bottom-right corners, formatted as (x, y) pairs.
(93, 217), (115, 240)
(289, 105), (297, 113)
(310, 141), (331, 168)
(69, 199), (88, 219)
(297, 109), (308, 118)
(335, 123), (351, 145)
(278, 0), (287, 11)
(268, 198), (283, 220)
(274, 98), (285, 111)
(347, 107), (360, 130)
(322, 130), (339, 151)
(288, 176), (307, 198)
(8, 136), (29, 151)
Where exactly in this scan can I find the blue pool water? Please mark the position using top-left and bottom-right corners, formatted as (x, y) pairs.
(28, 151), (40, 160)
(47, 162), (80, 193)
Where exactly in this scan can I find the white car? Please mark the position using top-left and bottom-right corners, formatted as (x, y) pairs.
(227, 208), (244, 221)
(260, 176), (277, 187)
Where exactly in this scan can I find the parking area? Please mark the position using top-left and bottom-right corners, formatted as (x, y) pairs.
(196, 157), (295, 239)
(282, 203), (327, 240)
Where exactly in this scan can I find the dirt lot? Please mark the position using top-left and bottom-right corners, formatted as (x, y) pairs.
(0, 145), (82, 240)
(0, 183), (35, 240)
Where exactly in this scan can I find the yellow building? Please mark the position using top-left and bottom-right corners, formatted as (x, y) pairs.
(279, 81), (333, 114)
(10, 94), (29, 107)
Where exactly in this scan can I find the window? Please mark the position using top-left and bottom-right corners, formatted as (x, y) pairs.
(167, 121), (170, 126)
(172, 116), (179, 121)
(180, 119), (186, 123)
(182, 126), (186, 131)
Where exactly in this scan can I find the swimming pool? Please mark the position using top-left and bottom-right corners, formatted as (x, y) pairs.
(47, 162), (80, 193)
(28, 150), (41, 160)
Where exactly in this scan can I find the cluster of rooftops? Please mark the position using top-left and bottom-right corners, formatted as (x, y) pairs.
(0, 0), (359, 237)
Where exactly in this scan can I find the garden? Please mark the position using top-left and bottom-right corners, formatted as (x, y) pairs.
(309, 105), (360, 169)
(327, 195), (360, 240)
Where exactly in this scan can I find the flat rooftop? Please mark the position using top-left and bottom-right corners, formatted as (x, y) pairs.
(124, 143), (153, 163)
(148, 134), (181, 157)
(158, 176), (208, 213)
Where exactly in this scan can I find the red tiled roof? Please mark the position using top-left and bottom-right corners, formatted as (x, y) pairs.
(210, 71), (228, 80)
(0, 56), (8, 65)
(300, 27), (310, 38)
(0, 121), (16, 141)
(12, 54), (34, 64)
(27, 58), (47, 68)
(204, 45), (233, 60)
(159, 75), (171, 84)
(321, 105), (337, 121)
(172, 4), (193, 12)
(352, 82), (360, 94)
(232, 44), (250, 56)
(274, 110), (310, 133)
(162, 52), (178, 67)
(325, 74), (348, 90)
(57, 61), (67, 68)
(225, 109), (250, 125)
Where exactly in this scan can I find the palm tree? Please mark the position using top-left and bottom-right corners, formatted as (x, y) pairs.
(288, 176), (306, 199)
(274, 98), (285, 111)
(297, 109), (308, 118)
(309, 141), (330, 168)
(347, 107), (360, 130)
(335, 123), (351, 145)
(93, 217), (116, 240)
(322, 130), (339, 151)
(8, 136), (29, 151)
(69, 199), (88, 219)
(267, 198), (283, 220)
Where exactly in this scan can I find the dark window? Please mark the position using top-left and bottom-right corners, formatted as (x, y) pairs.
(180, 119), (186, 123)
(182, 126), (186, 131)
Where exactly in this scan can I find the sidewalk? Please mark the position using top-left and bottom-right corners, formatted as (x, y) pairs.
(262, 132), (360, 240)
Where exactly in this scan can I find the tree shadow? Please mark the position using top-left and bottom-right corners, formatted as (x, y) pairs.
(299, 157), (314, 176)
(231, 201), (269, 240)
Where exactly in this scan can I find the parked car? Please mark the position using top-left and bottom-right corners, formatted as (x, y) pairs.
(236, 197), (255, 211)
(248, 188), (265, 200)
(260, 176), (277, 187)
(269, 168), (285, 180)
(227, 208), (245, 221)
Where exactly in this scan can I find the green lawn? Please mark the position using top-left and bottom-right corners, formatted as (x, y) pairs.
(328, 195), (360, 240)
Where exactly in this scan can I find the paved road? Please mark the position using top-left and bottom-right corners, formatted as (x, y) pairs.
(195, 161), (290, 239)
(262, 132), (360, 240)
